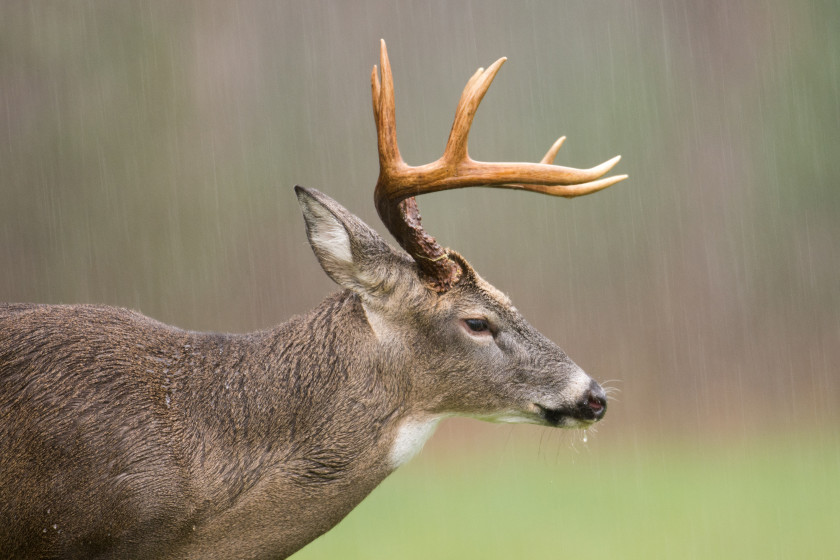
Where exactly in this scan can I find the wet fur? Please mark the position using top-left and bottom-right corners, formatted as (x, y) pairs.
(0, 296), (405, 559)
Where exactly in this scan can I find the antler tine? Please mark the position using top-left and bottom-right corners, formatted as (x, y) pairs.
(372, 39), (400, 169)
(504, 168), (629, 197)
(540, 136), (566, 164)
(443, 58), (506, 163)
(370, 40), (627, 292)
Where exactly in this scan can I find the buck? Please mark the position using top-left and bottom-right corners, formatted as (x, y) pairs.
(0, 41), (626, 559)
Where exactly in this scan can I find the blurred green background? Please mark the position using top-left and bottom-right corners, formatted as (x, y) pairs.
(1, 1), (838, 558)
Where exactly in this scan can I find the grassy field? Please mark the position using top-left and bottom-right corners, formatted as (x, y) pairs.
(292, 428), (840, 559)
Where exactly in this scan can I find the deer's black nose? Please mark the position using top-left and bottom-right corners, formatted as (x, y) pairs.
(580, 381), (607, 421)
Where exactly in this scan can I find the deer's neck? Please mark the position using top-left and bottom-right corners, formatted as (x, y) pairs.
(179, 292), (411, 511)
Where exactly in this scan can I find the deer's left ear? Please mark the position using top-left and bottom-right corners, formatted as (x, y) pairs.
(295, 186), (405, 296)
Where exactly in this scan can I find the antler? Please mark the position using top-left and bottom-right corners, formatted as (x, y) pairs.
(371, 39), (627, 292)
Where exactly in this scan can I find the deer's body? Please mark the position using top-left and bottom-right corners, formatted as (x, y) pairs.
(0, 41), (624, 559)
(1, 294), (409, 559)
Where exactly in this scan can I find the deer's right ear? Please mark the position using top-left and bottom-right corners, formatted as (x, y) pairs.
(295, 186), (399, 295)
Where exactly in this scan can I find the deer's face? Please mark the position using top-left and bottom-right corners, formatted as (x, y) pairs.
(297, 188), (606, 429)
(376, 254), (606, 428)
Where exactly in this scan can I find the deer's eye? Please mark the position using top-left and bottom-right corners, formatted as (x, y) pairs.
(463, 318), (490, 334)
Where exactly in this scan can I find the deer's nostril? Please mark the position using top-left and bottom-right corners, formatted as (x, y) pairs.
(583, 382), (607, 420)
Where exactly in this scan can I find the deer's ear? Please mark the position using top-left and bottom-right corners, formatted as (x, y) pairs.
(295, 186), (401, 295)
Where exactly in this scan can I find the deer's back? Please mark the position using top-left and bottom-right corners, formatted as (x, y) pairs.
(0, 303), (203, 558)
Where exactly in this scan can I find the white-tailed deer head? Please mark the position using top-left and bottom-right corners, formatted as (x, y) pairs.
(297, 186), (608, 442)
(296, 39), (625, 446)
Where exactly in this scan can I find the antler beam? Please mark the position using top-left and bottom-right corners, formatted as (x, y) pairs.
(371, 39), (627, 292)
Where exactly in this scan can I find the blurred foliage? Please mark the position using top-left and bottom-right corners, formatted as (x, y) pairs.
(1, 0), (838, 438)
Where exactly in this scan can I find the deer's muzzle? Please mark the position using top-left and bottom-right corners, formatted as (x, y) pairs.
(536, 380), (607, 427)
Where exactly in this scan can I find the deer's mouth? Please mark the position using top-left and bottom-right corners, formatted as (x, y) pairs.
(534, 397), (606, 427)
(534, 404), (586, 427)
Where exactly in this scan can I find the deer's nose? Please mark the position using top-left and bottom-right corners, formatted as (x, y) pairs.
(580, 380), (607, 421)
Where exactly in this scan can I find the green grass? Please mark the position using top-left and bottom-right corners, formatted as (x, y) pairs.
(291, 429), (840, 559)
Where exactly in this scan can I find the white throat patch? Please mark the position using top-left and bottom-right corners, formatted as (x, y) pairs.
(388, 416), (441, 469)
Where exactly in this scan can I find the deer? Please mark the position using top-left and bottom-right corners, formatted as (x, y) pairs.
(0, 40), (626, 559)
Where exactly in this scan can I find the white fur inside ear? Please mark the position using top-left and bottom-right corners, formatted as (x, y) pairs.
(305, 203), (353, 265)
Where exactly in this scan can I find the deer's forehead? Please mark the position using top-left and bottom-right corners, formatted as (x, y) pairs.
(473, 273), (512, 307)
(424, 272), (516, 318)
